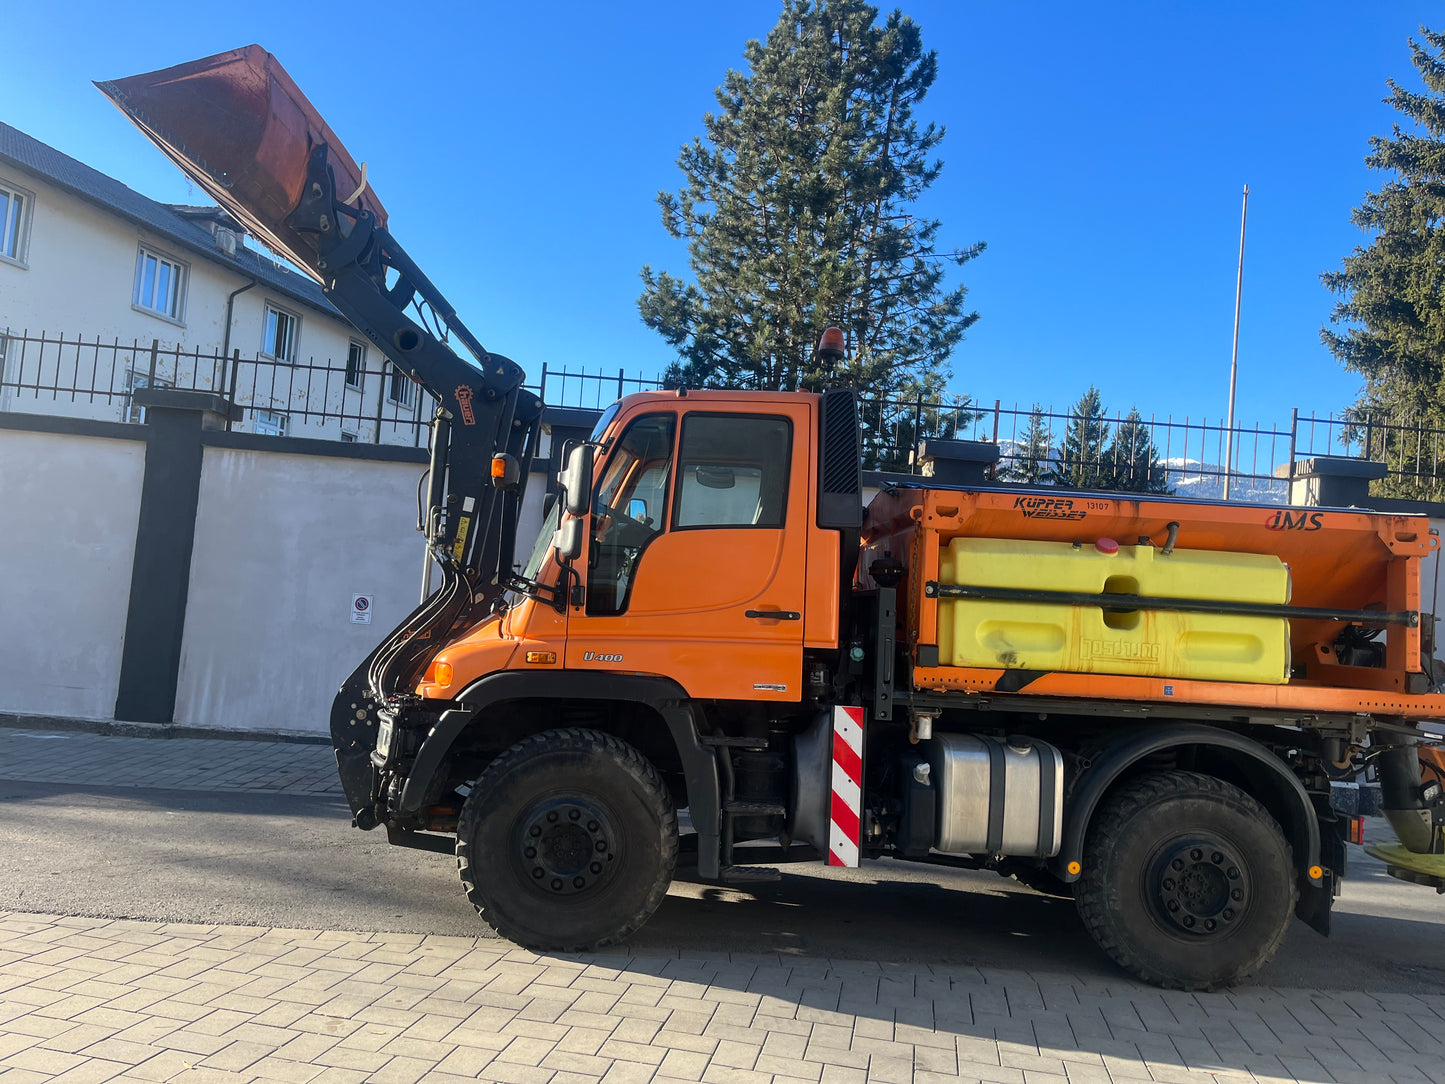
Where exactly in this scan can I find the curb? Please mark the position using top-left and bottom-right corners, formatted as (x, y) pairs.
(0, 712), (331, 745)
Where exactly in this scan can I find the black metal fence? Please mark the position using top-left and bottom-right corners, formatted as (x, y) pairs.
(4, 329), (1445, 499)
(0, 331), (430, 445)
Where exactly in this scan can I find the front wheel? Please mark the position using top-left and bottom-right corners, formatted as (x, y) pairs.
(456, 728), (678, 950)
(1076, 770), (1297, 990)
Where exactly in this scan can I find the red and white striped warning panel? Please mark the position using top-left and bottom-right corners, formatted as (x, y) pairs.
(829, 705), (864, 867)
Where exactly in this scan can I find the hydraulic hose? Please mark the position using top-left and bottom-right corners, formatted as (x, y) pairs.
(1377, 740), (1444, 854)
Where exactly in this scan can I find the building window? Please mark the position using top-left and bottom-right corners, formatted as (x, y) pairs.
(387, 362), (413, 407)
(340, 431), (358, 443)
(124, 368), (175, 424)
(345, 340), (366, 389)
(0, 180), (33, 266)
(252, 410), (289, 437)
(133, 246), (187, 322)
(261, 303), (299, 363)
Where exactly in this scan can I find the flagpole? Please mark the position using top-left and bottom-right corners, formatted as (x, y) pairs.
(1223, 184), (1249, 500)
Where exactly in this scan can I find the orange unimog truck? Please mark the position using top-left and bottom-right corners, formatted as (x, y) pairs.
(106, 47), (1445, 990)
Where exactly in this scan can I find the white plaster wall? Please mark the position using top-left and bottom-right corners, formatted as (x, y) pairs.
(174, 446), (429, 733)
(0, 428), (144, 718)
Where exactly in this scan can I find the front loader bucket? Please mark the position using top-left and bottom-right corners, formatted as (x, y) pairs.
(96, 45), (386, 282)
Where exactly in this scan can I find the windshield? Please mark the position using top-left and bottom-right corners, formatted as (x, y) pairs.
(521, 497), (561, 582)
(590, 402), (621, 442)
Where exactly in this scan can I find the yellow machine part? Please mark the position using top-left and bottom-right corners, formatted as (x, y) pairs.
(937, 538), (1291, 684)
(1364, 842), (1445, 891)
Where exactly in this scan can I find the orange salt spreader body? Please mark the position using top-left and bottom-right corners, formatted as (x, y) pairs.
(103, 44), (1445, 993)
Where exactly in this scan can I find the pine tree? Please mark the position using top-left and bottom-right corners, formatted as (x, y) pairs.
(1047, 387), (1111, 489)
(1322, 27), (1445, 495)
(1004, 404), (1056, 483)
(1102, 408), (1171, 493)
(638, 0), (984, 397)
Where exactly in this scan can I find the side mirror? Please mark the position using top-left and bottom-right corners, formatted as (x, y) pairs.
(553, 516), (584, 563)
(558, 442), (594, 517)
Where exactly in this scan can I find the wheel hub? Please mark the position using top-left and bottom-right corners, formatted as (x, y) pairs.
(1154, 841), (1248, 936)
(515, 797), (617, 896)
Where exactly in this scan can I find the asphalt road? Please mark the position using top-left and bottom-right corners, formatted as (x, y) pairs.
(0, 778), (1441, 993)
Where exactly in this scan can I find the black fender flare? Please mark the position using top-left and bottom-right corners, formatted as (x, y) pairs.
(1050, 724), (1323, 893)
(398, 671), (721, 879)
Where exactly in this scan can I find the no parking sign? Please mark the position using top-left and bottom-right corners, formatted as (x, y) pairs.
(351, 593), (373, 624)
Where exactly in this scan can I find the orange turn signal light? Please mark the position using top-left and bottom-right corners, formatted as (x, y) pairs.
(491, 453), (520, 487)
(525, 651), (557, 664)
(430, 662), (453, 687)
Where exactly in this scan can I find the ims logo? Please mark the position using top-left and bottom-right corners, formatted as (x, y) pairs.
(1265, 510), (1324, 532)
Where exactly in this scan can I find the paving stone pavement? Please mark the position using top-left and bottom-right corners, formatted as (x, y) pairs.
(0, 730), (340, 796)
(4, 730), (1445, 1082)
(2, 911), (1444, 1084)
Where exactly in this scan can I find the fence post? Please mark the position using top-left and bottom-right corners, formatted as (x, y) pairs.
(227, 350), (241, 432)
(617, 367), (625, 403)
(1287, 407), (1297, 482)
(539, 361), (549, 404)
(991, 399), (1001, 444)
(913, 394), (924, 473)
(374, 363), (386, 444)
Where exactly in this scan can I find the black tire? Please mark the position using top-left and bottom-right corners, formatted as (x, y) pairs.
(1076, 770), (1297, 990)
(456, 728), (678, 951)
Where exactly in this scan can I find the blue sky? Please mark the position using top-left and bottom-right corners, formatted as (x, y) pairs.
(2, 2), (1436, 431)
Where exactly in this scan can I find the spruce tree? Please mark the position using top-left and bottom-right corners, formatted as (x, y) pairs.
(1004, 404), (1056, 484)
(1322, 27), (1445, 494)
(1047, 387), (1111, 489)
(638, 0), (984, 396)
(1102, 408), (1171, 493)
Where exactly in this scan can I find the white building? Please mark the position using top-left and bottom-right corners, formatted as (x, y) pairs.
(0, 121), (426, 444)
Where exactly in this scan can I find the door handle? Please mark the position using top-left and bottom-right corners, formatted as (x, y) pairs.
(745, 609), (800, 621)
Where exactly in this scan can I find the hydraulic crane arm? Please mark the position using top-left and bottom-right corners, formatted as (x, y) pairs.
(99, 47), (544, 813)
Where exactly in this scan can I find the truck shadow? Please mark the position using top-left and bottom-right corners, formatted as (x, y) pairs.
(591, 863), (1445, 1082)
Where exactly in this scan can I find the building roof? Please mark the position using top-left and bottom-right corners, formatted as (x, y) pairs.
(0, 121), (341, 319)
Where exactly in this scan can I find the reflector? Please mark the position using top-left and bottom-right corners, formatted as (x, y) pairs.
(96, 45), (387, 282)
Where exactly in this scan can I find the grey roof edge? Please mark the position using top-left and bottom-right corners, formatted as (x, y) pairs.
(0, 121), (343, 322)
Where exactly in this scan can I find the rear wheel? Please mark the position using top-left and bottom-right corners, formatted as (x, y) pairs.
(1076, 770), (1296, 990)
(456, 728), (677, 950)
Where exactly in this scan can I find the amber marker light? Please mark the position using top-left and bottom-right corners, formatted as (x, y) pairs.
(526, 651), (557, 664)
(1308, 864), (1324, 880)
(1066, 860), (1082, 876)
(432, 662), (453, 687)
(491, 453), (520, 488)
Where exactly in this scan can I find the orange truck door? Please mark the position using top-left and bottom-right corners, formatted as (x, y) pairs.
(565, 405), (810, 701)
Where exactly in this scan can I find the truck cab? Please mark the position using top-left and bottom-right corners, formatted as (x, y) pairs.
(418, 390), (846, 705)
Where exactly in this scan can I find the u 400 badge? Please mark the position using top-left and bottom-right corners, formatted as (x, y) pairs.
(583, 651), (624, 662)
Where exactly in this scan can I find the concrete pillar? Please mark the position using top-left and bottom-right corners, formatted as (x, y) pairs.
(1272, 456), (1388, 507)
(915, 439), (1001, 485)
(114, 390), (242, 724)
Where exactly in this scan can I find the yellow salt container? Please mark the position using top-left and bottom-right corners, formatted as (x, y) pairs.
(936, 538), (1290, 684)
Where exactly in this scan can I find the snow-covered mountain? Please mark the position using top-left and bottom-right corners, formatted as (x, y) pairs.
(985, 442), (1289, 503)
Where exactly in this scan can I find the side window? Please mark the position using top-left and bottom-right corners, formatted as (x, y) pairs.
(587, 413), (676, 616)
(673, 414), (791, 529)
